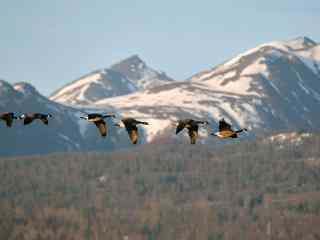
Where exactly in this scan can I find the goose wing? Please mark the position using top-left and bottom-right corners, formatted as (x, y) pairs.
(4, 117), (13, 127)
(94, 120), (107, 137)
(219, 119), (232, 131)
(187, 128), (198, 144)
(176, 120), (187, 134)
(88, 113), (102, 120)
(126, 125), (138, 144)
(0, 113), (14, 127)
(40, 117), (49, 125)
(23, 117), (34, 125)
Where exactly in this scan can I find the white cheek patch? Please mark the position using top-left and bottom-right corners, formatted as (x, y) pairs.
(216, 132), (223, 137)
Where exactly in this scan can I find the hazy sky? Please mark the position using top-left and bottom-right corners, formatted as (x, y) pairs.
(1, 0), (320, 95)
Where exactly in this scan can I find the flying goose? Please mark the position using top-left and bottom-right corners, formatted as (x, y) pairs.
(175, 119), (209, 144)
(0, 112), (17, 127)
(211, 118), (247, 139)
(114, 118), (149, 144)
(19, 113), (52, 125)
(80, 113), (116, 137)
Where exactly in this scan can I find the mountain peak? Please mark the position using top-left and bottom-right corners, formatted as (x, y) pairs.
(125, 54), (143, 62)
(13, 82), (39, 96)
(292, 36), (316, 44)
(286, 36), (317, 50)
(109, 55), (173, 88)
(110, 55), (146, 73)
(50, 55), (173, 105)
(0, 79), (12, 87)
(0, 80), (16, 96)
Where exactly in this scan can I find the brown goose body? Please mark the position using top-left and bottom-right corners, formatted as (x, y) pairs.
(115, 118), (149, 144)
(80, 113), (115, 137)
(211, 118), (247, 139)
(176, 119), (208, 144)
(19, 113), (52, 125)
(0, 112), (17, 127)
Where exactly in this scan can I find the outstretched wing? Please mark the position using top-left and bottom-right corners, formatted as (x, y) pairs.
(24, 117), (34, 125)
(5, 118), (13, 127)
(94, 120), (107, 137)
(176, 121), (186, 134)
(40, 118), (49, 125)
(127, 126), (138, 144)
(0, 113), (14, 127)
(188, 128), (198, 144)
(219, 119), (232, 131)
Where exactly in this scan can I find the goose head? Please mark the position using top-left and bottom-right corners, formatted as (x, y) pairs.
(114, 121), (125, 128)
(80, 115), (89, 120)
(211, 132), (222, 138)
(18, 114), (26, 120)
(171, 121), (178, 127)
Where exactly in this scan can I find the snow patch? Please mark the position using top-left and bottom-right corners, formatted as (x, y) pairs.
(144, 119), (172, 142)
(52, 73), (102, 98)
(269, 80), (281, 95)
(241, 58), (270, 79)
(295, 45), (320, 76)
(58, 133), (80, 149)
(267, 132), (312, 149)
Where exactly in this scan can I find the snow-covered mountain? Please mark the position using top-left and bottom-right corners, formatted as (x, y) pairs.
(0, 80), (81, 156)
(0, 80), (133, 156)
(3, 36), (320, 155)
(92, 37), (320, 143)
(49, 55), (173, 105)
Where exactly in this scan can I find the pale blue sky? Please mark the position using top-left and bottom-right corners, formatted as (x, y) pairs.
(1, 0), (319, 95)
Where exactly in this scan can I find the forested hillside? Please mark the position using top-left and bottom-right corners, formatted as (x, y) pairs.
(1, 132), (320, 239)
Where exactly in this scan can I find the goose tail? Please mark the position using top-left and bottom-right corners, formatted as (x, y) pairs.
(236, 128), (248, 133)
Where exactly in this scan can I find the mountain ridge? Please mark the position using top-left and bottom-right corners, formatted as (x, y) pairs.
(0, 80), (131, 156)
(1, 36), (320, 155)
(49, 55), (174, 105)
(92, 36), (320, 143)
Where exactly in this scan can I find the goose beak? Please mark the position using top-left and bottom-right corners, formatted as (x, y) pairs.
(171, 122), (178, 127)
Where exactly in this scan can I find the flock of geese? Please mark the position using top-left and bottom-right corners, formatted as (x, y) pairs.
(0, 111), (248, 144)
